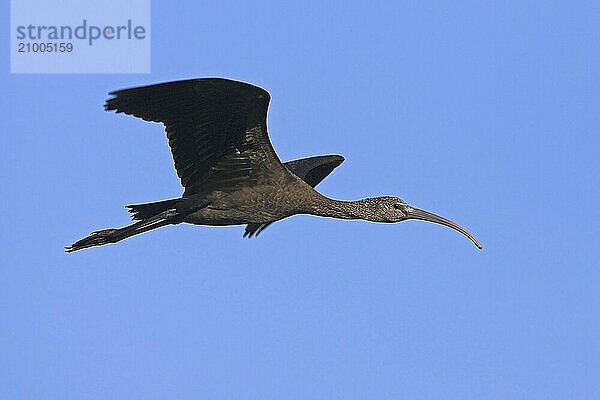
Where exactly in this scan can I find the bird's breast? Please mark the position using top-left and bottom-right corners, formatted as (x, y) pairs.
(183, 186), (303, 226)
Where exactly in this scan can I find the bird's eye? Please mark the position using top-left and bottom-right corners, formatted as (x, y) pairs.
(393, 203), (403, 210)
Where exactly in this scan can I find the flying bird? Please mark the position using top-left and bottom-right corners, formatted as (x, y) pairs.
(66, 78), (481, 252)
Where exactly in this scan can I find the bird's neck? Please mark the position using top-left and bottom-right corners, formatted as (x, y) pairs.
(306, 195), (368, 220)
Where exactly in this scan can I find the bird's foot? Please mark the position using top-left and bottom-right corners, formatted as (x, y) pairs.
(65, 229), (119, 252)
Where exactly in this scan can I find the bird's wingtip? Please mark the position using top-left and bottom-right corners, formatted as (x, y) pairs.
(328, 155), (345, 166)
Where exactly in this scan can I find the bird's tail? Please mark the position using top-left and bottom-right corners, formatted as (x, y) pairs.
(126, 198), (182, 220)
(65, 210), (176, 252)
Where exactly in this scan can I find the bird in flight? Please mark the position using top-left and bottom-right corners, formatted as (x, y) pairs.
(66, 78), (481, 252)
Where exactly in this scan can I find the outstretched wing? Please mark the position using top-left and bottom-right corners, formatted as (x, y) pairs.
(244, 155), (345, 237)
(105, 78), (286, 195)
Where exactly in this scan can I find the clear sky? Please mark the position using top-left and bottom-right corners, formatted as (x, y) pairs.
(1, 1), (598, 399)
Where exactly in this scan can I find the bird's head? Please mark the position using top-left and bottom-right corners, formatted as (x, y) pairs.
(358, 196), (411, 222)
(360, 196), (482, 249)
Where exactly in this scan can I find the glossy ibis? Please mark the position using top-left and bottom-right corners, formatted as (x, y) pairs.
(66, 78), (481, 252)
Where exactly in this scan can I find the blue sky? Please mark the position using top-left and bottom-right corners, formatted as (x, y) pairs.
(1, 1), (598, 399)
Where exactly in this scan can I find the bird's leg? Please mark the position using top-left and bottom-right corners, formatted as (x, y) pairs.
(65, 210), (177, 252)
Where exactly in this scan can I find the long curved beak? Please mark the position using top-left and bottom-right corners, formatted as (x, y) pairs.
(406, 207), (482, 249)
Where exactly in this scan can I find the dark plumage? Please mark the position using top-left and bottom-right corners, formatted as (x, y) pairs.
(244, 155), (345, 237)
(66, 78), (481, 252)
